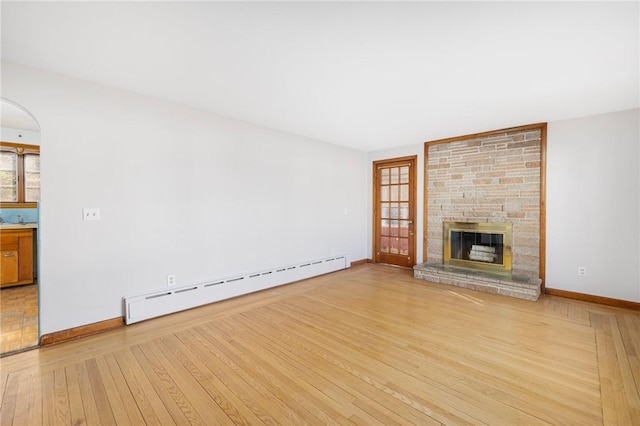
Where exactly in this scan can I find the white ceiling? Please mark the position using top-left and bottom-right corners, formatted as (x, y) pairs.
(2, 1), (638, 151)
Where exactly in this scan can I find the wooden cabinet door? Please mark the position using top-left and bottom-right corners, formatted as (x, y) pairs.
(17, 234), (33, 282)
(1, 250), (19, 285)
(0, 229), (34, 287)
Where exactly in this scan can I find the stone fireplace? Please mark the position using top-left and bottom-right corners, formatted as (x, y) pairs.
(414, 124), (545, 301)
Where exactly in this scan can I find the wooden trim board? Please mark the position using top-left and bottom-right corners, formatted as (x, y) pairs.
(40, 317), (124, 345)
(545, 288), (640, 310)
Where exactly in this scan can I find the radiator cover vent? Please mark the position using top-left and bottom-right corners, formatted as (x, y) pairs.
(123, 254), (348, 325)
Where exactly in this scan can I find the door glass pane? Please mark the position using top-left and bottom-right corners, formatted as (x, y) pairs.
(0, 152), (18, 202)
(390, 237), (399, 254)
(400, 238), (409, 255)
(380, 186), (389, 201)
(400, 184), (408, 201)
(400, 203), (409, 219)
(380, 219), (389, 236)
(390, 185), (398, 201)
(390, 204), (399, 219)
(380, 237), (390, 253)
(400, 166), (409, 183)
(389, 224), (398, 237)
(399, 220), (410, 237)
(380, 203), (389, 218)
(390, 167), (399, 184)
(380, 168), (389, 185)
(24, 154), (40, 202)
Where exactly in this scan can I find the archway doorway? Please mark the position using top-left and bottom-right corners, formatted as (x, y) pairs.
(0, 97), (41, 356)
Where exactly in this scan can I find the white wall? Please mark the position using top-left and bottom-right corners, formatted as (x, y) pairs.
(1, 61), (369, 334)
(368, 109), (640, 302)
(546, 109), (639, 302)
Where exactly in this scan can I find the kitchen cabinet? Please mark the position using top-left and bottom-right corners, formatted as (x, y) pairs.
(0, 228), (34, 288)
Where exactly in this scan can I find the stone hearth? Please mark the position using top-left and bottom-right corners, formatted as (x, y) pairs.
(414, 263), (541, 301)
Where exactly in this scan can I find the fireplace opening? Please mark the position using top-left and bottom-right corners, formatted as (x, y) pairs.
(444, 222), (512, 274)
(451, 231), (503, 264)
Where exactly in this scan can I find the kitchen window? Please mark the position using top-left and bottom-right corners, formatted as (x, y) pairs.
(0, 142), (40, 207)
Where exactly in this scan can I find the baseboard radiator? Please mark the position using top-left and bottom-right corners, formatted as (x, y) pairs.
(123, 254), (349, 325)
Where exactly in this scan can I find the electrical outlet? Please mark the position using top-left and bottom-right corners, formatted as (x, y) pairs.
(167, 274), (176, 286)
(82, 208), (100, 221)
(578, 267), (586, 277)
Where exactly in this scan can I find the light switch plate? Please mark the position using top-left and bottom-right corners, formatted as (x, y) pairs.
(83, 208), (100, 221)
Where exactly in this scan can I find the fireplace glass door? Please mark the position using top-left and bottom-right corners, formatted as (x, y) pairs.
(443, 222), (512, 274)
(450, 231), (504, 265)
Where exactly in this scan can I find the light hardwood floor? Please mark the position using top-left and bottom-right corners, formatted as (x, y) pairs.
(0, 284), (38, 355)
(1, 264), (638, 425)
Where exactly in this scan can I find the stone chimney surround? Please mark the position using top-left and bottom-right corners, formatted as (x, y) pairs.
(414, 123), (546, 300)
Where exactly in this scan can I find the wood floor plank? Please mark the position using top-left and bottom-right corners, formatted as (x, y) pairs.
(93, 355), (134, 425)
(27, 371), (43, 425)
(0, 373), (18, 425)
(131, 343), (203, 425)
(609, 317), (640, 410)
(140, 338), (232, 425)
(78, 359), (106, 425)
(64, 361), (88, 425)
(157, 334), (246, 425)
(0, 264), (638, 425)
(621, 314), (640, 395)
(101, 352), (146, 425)
(11, 371), (42, 426)
(170, 329), (337, 425)
(276, 295), (600, 424)
(0, 284), (39, 355)
(278, 294), (596, 424)
(160, 330), (311, 426)
(174, 328), (275, 425)
(113, 347), (175, 424)
(212, 313), (440, 425)
(53, 368), (71, 425)
(301, 288), (598, 382)
(203, 318), (394, 425)
(259, 302), (534, 425)
(85, 357), (118, 425)
(41, 370), (55, 426)
(0, 371), (7, 410)
(596, 328), (635, 425)
(240, 304), (459, 423)
(185, 326), (292, 425)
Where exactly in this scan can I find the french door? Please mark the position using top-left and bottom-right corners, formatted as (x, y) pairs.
(373, 156), (417, 267)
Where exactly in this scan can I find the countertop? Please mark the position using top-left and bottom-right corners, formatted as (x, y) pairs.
(0, 223), (38, 230)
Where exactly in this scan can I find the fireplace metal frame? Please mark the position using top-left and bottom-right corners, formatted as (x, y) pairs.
(443, 222), (512, 274)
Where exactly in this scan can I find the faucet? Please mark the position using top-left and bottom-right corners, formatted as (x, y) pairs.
(0, 214), (3, 224)
(17, 215), (23, 224)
